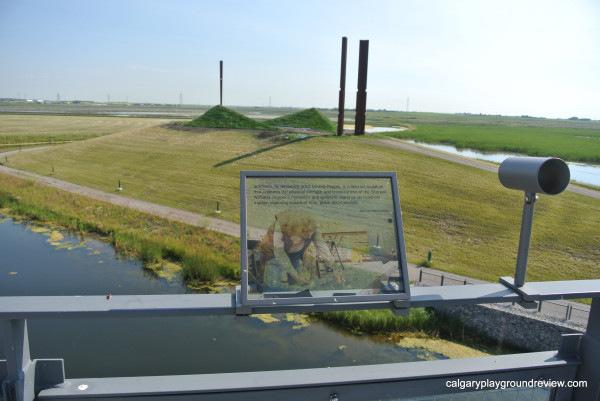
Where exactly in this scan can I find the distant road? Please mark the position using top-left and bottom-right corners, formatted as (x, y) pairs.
(376, 139), (600, 199)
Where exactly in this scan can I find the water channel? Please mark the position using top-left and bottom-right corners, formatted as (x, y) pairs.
(404, 140), (600, 187)
(0, 215), (450, 379)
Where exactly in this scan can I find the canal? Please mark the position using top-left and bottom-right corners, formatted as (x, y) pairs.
(0, 215), (453, 379)
(404, 140), (600, 187)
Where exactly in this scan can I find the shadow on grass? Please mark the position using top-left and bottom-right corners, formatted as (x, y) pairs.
(213, 136), (314, 168)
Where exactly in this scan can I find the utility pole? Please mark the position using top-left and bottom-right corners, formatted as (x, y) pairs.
(337, 37), (348, 137)
(354, 40), (369, 136)
(220, 60), (223, 106)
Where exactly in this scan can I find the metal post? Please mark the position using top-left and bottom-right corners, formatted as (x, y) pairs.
(419, 269), (423, 282)
(336, 37), (347, 137)
(354, 40), (369, 136)
(573, 298), (600, 400)
(514, 192), (536, 287)
(220, 60), (223, 106)
(440, 275), (444, 286)
(1, 319), (35, 401)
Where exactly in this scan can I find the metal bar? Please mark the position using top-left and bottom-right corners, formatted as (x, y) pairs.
(37, 351), (577, 400)
(219, 60), (223, 106)
(440, 274), (444, 286)
(573, 298), (600, 400)
(354, 40), (368, 136)
(336, 37), (347, 137)
(419, 269), (423, 282)
(1, 319), (35, 401)
(568, 305), (573, 320)
(501, 278), (600, 301)
(515, 193), (536, 286)
(4, 281), (600, 320)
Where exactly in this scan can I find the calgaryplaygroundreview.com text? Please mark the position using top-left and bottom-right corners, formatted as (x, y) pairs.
(445, 378), (588, 391)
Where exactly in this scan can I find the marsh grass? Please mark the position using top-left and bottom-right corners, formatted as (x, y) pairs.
(319, 308), (459, 336)
(317, 308), (521, 354)
(181, 251), (238, 282)
(383, 124), (600, 163)
(0, 174), (240, 284)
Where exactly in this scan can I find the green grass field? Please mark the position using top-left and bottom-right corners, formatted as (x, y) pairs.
(383, 124), (600, 164)
(183, 105), (277, 130)
(5, 123), (599, 286)
(0, 114), (166, 145)
(267, 108), (336, 132)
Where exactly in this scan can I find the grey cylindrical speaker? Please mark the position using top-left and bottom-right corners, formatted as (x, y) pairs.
(498, 157), (570, 195)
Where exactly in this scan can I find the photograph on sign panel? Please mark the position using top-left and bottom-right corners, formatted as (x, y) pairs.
(245, 176), (404, 299)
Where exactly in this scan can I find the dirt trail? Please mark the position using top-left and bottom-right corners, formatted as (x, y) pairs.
(0, 152), (241, 237)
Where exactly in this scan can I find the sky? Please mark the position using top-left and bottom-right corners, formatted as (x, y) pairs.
(1, 0), (599, 119)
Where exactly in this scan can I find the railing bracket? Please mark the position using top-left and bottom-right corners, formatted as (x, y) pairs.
(499, 277), (539, 309)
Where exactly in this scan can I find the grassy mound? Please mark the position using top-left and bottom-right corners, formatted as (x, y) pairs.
(184, 105), (277, 131)
(267, 108), (336, 133)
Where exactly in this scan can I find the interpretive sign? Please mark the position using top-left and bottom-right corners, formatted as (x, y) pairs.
(240, 171), (410, 306)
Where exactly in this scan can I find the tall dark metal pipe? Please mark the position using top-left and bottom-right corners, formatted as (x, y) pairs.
(220, 60), (223, 106)
(336, 37), (348, 136)
(354, 40), (369, 136)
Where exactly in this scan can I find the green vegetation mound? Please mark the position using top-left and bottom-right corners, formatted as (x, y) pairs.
(267, 108), (336, 133)
(184, 105), (277, 131)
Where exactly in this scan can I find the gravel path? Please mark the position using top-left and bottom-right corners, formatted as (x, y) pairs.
(0, 152), (241, 238)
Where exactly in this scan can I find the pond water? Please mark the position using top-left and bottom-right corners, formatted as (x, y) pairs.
(406, 140), (600, 187)
(366, 127), (406, 133)
(0, 215), (448, 379)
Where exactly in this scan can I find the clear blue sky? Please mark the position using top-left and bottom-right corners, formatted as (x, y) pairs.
(1, 0), (599, 119)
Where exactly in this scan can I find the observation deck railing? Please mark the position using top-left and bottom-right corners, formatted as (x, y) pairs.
(2, 278), (600, 401)
(418, 268), (590, 325)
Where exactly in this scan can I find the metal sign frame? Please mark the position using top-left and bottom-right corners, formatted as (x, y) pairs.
(240, 171), (411, 307)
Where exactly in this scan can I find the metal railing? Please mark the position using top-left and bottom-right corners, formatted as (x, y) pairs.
(2, 279), (600, 400)
(417, 269), (590, 325)
(394, 387), (550, 401)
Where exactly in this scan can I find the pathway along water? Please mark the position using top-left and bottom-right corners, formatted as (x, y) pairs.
(404, 140), (600, 187)
(0, 215), (451, 379)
